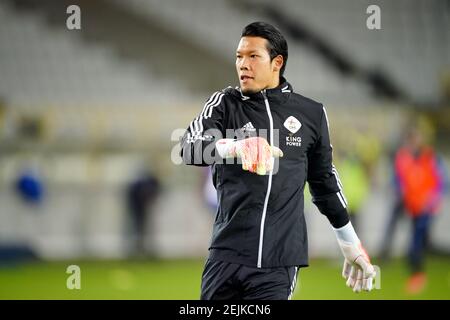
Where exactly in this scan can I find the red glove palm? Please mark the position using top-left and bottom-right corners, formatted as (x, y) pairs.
(231, 137), (283, 175)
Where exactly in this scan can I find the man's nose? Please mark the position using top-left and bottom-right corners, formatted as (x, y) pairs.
(239, 58), (250, 70)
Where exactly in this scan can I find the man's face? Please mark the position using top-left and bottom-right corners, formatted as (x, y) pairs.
(236, 36), (282, 94)
(408, 129), (424, 150)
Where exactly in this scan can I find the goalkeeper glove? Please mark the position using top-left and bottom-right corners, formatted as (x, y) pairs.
(216, 137), (283, 175)
(333, 221), (376, 293)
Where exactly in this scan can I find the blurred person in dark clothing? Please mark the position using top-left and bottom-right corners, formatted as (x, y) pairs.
(126, 170), (160, 257)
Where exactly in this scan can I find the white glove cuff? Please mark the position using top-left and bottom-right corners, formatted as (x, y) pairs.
(333, 221), (360, 245)
(215, 139), (237, 158)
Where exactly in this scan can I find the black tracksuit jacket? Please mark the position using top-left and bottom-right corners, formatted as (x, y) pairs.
(180, 78), (350, 268)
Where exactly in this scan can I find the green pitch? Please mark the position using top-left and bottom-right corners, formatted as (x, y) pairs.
(0, 256), (449, 299)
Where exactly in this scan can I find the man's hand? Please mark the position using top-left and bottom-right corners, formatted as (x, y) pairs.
(333, 222), (376, 293)
(338, 240), (376, 292)
(216, 137), (283, 175)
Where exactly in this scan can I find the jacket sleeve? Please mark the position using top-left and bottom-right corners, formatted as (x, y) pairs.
(307, 105), (350, 228)
(179, 91), (226, 166)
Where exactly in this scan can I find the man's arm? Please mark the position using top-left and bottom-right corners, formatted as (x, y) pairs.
(307, 106), (375, 292)
(307, 105), (349, 228)
(180, 91), (226, 166)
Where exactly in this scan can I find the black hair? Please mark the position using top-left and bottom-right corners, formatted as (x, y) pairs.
(241, 21), (288, 76)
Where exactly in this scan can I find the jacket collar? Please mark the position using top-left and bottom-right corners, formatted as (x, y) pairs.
(233, 77), (293, 103)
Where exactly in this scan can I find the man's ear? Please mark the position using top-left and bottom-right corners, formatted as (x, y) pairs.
(272, 55), (284, 72)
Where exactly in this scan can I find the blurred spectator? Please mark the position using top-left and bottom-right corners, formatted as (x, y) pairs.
(379, 134), (407, 262)
(0, 98), (5, 134)
(378, 168), (405, 262)
(337, 152), (370, 232)
(14, 168), (45, 206)
(201, 166), (218, 217)
(335, 131), (379, 233)
(126, 170), (160, 257)
(393, 126), (447, 294)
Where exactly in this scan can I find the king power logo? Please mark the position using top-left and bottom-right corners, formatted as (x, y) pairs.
(284, 116), (302, 147)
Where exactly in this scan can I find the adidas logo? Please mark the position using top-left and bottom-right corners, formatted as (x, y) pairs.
(242, 122), (256, 132)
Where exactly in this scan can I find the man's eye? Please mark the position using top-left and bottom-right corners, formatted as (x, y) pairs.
(251, 55), (257, 58)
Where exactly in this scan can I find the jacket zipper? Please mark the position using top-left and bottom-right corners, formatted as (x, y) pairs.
(257, 90), (274, 268)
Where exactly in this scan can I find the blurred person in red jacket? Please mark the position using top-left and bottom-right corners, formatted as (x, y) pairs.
(394, 127), (447, 294)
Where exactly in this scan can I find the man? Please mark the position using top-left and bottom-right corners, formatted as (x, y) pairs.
(394, 127), (446, 294)
(180, 22), (375, 300)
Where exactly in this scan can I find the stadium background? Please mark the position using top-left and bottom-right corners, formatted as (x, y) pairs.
(0, 0), (449, 299)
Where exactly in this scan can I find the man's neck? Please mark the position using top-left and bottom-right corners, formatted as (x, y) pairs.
(265, 77), (281, 90)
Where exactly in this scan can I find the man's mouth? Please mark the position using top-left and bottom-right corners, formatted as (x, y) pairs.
(240, 75), (254, 82)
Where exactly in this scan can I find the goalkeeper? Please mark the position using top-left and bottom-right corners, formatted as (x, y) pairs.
(179, 22), (376, 300)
